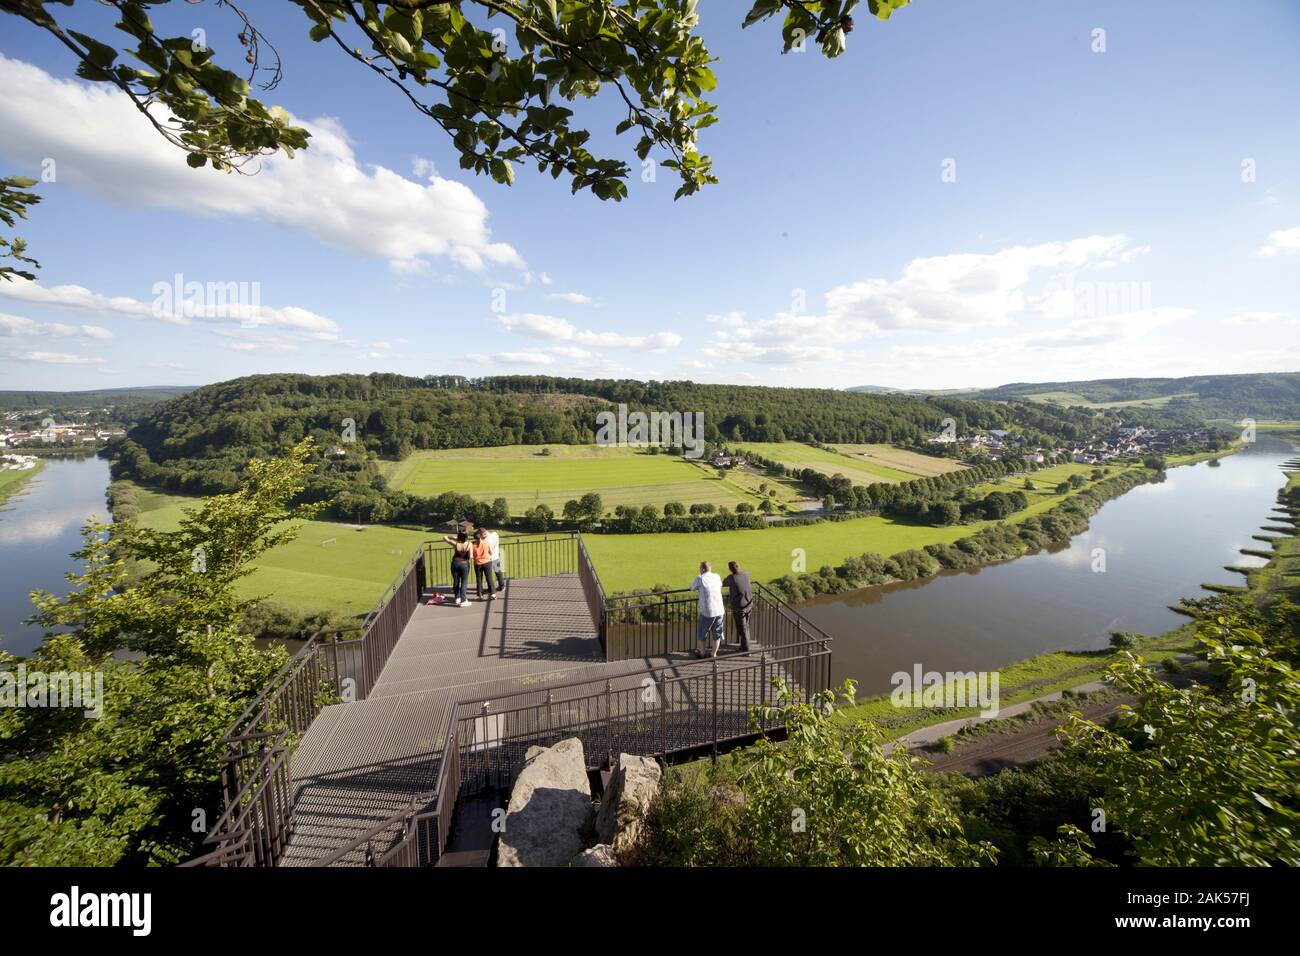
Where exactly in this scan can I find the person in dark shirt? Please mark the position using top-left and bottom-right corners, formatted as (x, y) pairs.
(722, 560), (753, 652)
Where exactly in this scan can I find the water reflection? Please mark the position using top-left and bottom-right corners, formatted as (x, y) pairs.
(0, 456), (112, 656)
(799, 439), (1295, 697)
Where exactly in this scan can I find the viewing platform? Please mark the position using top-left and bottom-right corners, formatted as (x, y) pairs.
(189, 533), (833, 867)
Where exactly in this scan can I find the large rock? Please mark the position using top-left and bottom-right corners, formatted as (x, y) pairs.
(595, 753), (662, 855)
(570, 844), (618, 867)
(497, 737), (593, 867)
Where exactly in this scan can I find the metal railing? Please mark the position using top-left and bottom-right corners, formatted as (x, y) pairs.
(190, 529), (834, 867)
(602, 581), (823, 662)
(422, 531), (580, 588)
(192, 550), (426, 866)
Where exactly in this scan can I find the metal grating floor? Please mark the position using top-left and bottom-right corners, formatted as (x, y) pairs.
(279, 574), (802, 866)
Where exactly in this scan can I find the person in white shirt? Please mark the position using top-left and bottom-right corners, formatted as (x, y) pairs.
(690, 560), (725, 658)
(484, 528), (504, 592)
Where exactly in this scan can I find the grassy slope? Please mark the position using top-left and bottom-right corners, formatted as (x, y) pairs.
(382, 444), (750, 513)
(133, 488), (424, 617)
(0, 459), (45, 508)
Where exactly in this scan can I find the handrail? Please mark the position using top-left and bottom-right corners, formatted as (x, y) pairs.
(754, 581), (834, 643)
(359, 548), (426, 631)
(451, 638), (831, 717)
(193, 523), (835, 867)
(310, 789), (437, 867)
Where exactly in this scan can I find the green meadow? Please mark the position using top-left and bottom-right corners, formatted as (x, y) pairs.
(128, 459), (1134, 613)
(133, 487), (425, 617)
(382, 443), (752, 513)
(585, 464), (1130, 592)
(829, 443), (968, 478)
(735, 441), (934, 484)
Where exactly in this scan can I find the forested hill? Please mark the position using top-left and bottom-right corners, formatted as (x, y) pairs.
(0, 386), (193, 412)
(967, 372), (1300, 419)
(111, 373), (1114, 494)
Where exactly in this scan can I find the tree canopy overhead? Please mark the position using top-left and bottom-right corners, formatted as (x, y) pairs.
(4, 0), (909, 200)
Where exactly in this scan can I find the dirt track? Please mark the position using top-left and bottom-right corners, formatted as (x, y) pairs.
(918, 695), (1134, 777)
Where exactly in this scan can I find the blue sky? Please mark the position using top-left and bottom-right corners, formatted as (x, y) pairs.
(1, 0), (1298, 391)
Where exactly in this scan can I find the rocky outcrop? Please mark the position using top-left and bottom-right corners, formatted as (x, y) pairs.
(497, 737), (593, 867)
(570, 844), (618, 867)
(595, 753), (662, 855)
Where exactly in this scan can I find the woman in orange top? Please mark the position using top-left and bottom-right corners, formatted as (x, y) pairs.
(472, 528), (496, 602)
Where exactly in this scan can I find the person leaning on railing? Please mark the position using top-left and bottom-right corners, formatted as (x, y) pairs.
(442, 531), (473, 607)
(691, 560), (725, 659)
(722, 560), (753, 653)
(483, 525), (505, 592)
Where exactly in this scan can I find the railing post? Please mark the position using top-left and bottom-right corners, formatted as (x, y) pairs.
(604, 680), (613, 755)
(711, 655), (719, 765)
(760, 653), (768, 733)
(662, 592), (669, 657)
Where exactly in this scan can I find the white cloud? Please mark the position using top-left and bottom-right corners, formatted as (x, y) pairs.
(497, 351), (556, 366)
(498, 312), (681, 352)
(812, 235), (1143, 336)
(574, 330), (681, 351)
(0, 312), (112, 340)
(0, 55), (523, 274)
(1224, 311), (1295, 326)
(0, 276), (339, 337)
(546, 291), (594, 304)
(1257, 226), (1300, 257)
(499, 313), (577, 339)
(702, 235), (1171, 377)
(3, 349), (104, 365)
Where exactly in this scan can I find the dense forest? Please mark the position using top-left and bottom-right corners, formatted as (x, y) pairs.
(111, 373), (1124, 498)
(0, 386), (193, 413)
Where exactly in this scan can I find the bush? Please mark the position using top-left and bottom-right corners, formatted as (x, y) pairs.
(1109, 631), (1140, 650)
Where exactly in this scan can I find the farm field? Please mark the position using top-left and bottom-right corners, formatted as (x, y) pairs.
(1022, 390), (1195, 409)
(127, 462), (1134, 612)
(829, 443), (967, 478)
(132, 487), (425, 617)
(585, 466), (1126, 592)
(735, 441), (931, 485)
(381, 444), (751, 513)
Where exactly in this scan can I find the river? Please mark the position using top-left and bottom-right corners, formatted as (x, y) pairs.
(0, 455), (113, 657)
(0, 441), (1293, 674)
(800, 437), (1296, 696)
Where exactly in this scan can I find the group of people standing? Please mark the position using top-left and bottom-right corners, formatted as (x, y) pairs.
(437, 529), (756, 660)
(441, 525), (505, 607)
(690, 560), (753, 659)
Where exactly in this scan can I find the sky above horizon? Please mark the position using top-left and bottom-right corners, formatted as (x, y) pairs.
(1, 1), (1299, 392)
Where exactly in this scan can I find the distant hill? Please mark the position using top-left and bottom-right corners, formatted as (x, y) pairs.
(850, 372), (1300, 420)
(113, 372), (1115, 494)
(0, 386), (196, 413)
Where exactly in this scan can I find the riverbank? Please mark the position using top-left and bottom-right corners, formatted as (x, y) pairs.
(834, 622), (1197, 739)
(0, 458), (45, 509)
(587, 463), (1141, 592)
(833, 437), (1298, 743)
